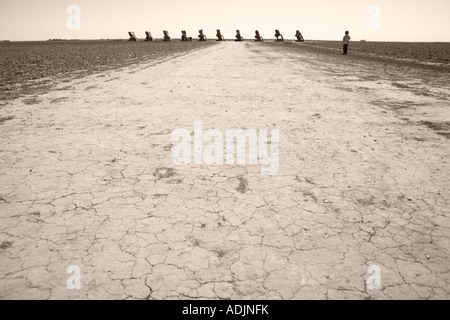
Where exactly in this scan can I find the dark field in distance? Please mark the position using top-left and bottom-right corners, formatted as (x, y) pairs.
(0, 40), (217, 101)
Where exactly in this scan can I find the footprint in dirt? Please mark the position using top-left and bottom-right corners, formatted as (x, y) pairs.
(153, 167), (183, 184)
(154, 167), (177, 179)
(236, 178), (249, 194)
(0, 241), (13, 250)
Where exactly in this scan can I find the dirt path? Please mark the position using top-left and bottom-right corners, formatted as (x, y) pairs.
(0, 42), (449, 299)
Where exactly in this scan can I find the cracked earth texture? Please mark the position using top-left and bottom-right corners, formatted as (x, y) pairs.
(0, 42), (449, 300)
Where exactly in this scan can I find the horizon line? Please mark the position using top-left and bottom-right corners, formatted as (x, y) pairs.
(2, 38), (450, 43)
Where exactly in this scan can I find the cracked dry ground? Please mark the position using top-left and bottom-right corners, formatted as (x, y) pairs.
(0, 42), (449, 300)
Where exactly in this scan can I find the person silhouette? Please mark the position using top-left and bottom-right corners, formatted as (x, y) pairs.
(343, 31), (351, 55)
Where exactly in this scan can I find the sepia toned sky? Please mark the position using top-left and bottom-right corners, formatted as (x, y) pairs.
(1, 0), (449, 42)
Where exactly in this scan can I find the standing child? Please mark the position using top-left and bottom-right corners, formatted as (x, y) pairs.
(343, 31), (350, 55)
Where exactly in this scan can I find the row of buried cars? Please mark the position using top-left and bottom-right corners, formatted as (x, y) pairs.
(127, 29), (305, 42)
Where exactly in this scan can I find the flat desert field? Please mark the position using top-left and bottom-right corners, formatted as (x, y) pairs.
(0, 40), (449, 300)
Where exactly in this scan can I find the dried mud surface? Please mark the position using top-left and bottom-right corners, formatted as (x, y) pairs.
(0, 42), (449, 300)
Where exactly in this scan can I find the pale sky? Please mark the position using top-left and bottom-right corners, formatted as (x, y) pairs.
(1, 0), (449, 42)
